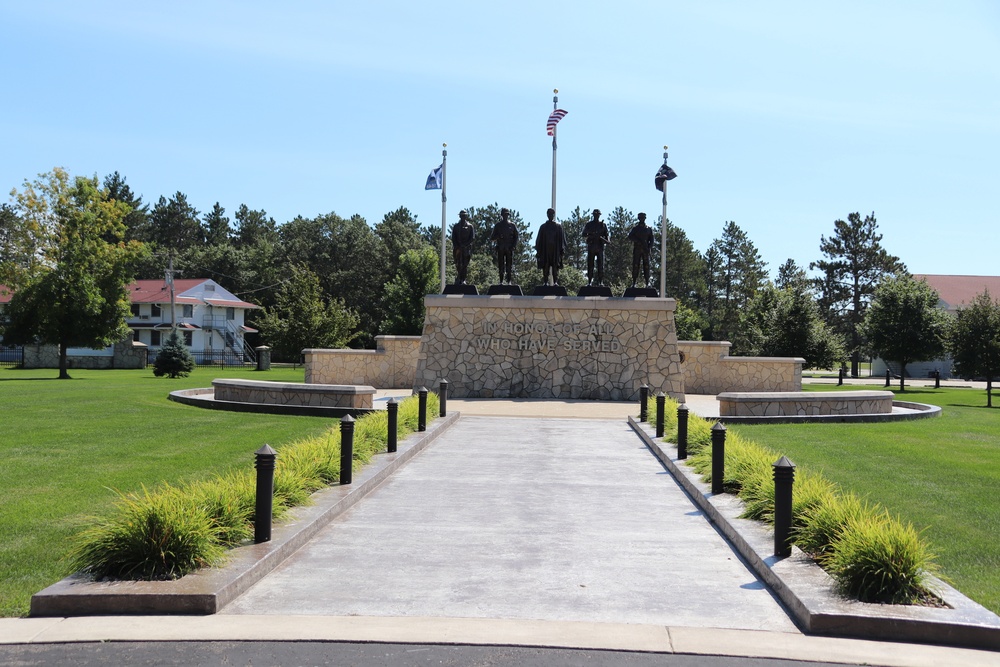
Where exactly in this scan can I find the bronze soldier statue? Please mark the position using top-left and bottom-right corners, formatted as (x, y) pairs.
(534, 208), (566, 285)
(582, 209), (610, 286)
(451, 210), (475, 285)
(628, 212), (656, 288)
(490, 208), (519, 284)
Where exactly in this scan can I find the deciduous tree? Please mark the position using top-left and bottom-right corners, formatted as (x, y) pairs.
(3, 170), (147, 378)
(257, 264), (359, 361)
(381, 247), (439, 335)
(947, 290), (1000, 407)
(860, 274), (947, 391)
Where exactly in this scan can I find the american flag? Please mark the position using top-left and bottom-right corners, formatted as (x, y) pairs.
(546, 109), (568, 136)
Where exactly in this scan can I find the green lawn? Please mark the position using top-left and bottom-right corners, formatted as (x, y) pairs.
(0, 366), (333, 617)
(729, 384), (1000, 613)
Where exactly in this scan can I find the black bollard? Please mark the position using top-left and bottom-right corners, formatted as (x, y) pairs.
(439, 379), (449, 418)
(934, 370), (941, 389)
(773, 456), (797, 558)
(838, 367), (844, 386)
(885, 368), (891, 387)
(387, 398), (398, 453)
(655, 392), (666, 438)
(711, 422), (726, 495)
(418, 386), (428, 432)
(677, 403), (689, 460)
(639, 384), (649, 422)
(254, 444), (277, 544)
(340, 414), (355, 485)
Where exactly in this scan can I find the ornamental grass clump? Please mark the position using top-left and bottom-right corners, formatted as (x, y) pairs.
(69, 486), (225, 580)
(794, 492), (871, 565)
(188, 473), (255, 546)
(826, 511), (937, 604)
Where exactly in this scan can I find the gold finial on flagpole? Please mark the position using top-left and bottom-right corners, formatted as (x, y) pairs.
(554, 88), (558, 94)
(664, 145), (668, 151)
(443, 143), (447, 148)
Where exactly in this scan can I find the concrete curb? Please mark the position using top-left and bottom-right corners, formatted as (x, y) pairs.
(30, 412), (461, 617)
(627, 416), (1000, 651)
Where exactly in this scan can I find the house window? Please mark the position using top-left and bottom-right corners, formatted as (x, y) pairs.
(130, 304), (140, 317)
(182, 304), (193, 318)
(132, 329), (140, 342)
(151, 304), (161, 318)
(226, 307), (235, 320)
(183, 331), (193, 346)
(151, 330), (161, 346)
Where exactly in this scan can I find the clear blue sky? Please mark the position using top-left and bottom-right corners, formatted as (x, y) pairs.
(2, 1), (997, 277)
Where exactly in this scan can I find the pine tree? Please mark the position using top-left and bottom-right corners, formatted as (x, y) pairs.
(153, 330), (195, 378)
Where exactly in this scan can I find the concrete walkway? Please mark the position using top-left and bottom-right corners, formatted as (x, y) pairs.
(221, 416), (795, 630)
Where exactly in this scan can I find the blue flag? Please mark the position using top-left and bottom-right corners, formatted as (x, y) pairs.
(425, 164), (443, 190)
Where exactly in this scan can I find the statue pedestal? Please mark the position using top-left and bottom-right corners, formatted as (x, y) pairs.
(415, 295), (685, 401)
(443, 284), (478, 295)
(532, 285), (568, 296)
(578, 285), (613, 297)
(487, 284), (523, 296)
(623, 287), (659, 298)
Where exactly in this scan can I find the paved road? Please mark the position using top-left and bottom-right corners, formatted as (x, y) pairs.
(0, 641), (858, 666)
(222, 416), (797, 632)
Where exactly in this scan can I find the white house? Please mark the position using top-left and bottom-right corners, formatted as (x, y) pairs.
(0, 279), (260, 368)
(127, 279), (259, 361)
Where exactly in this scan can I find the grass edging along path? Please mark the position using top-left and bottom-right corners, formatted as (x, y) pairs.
(629, 416), (1000, 651)
(31, 411), (457, 617)
(1, 367), (331, 617)
(732, 384), (1000, 616)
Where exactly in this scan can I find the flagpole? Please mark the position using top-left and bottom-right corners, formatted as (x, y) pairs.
(660, 146), (668, 299)
(551, 89), (558, 212)
(440, 144), (447, 293)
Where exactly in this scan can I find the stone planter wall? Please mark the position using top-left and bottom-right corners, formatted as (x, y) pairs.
(679, 341), (803, 394)
(413, 295), (684, 401)
(213, 379), (375, 409)
(718, 390), (893, 417)
(304, 335), (420, 388)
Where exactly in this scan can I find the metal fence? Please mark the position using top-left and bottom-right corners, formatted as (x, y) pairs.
(187, 350), (256, 369)
(0, 346), (24, 368)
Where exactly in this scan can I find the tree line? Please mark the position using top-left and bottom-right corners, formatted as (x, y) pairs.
(2, 167), (999, 403)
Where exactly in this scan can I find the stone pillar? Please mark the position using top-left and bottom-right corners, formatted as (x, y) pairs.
(256, 346), (271, 371)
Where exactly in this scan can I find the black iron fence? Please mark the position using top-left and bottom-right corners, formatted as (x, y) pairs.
(0, 346), (23, 368)
(187, 350), (255, 369)
(145, 349), (254, 369)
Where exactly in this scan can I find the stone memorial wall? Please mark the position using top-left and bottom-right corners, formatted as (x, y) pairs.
(413, 295), (685, 400)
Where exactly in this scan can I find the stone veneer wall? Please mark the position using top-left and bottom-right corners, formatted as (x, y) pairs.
(679, 341), (803, 394)
(413, 295), (684, 401)
(718, 391), (893, 417)
(305, 335), (421, 387)
(23, 339), (148, 370)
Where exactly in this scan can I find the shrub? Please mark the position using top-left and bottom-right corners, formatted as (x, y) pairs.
(69, 486), (225, 579)
(153, 331), (195, 378)
(826, 511), (937, 604)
